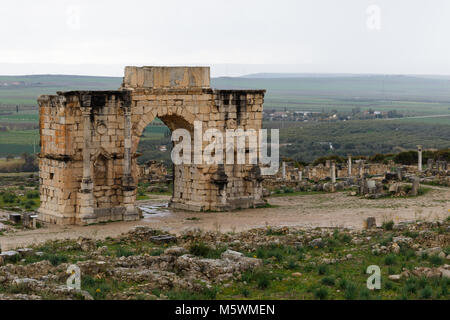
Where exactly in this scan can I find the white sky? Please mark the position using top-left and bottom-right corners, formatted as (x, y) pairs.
(1, 0), (449, 76)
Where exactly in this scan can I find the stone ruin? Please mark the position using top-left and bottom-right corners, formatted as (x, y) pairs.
(138, 160), (170, 184)
(38, 66), (266, 225)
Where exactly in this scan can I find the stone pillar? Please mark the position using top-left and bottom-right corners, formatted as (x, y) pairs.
(330, 161), (336, 183)
(427, 158), (434, 170)
(358, 161), (365, 178)
(122, 104), (138, 221)
(78, 109), (95, 223)
(347, 154), (352, 177)
(298, 170), (303, 181)
(282, 162), (286, 180)
(410, 177), (420, 196)
(417, 145), (423, 172)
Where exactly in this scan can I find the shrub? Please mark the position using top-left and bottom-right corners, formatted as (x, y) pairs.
(382, 220), (394, 231)
(344, 282), (358, 300)
(189, 242), (226, 259)
(359, 288), (371, 300)
(384, 254), (397, 266)
(321, 276), (335, 286)
(2, 192), (17, 203)
(256, 273), (271, 289)
(150, 248), (164, 256)
(405, 278), (418, 294)
(115, 247), (134, 257)
(286, 258), (298, 270)
(340, 234), (352, 243)
(384, 280), (394, 290)
(429, 255), (444, 266)
(314, 287), (329, 300)
(337, 278), (348, 290)
(241, 288), (250, 297)
(44, 253), (68, 266)
(419, 286), (433, 299)
(24, 199), (35, 209)
(25, 190), (39, 199)
(317, 264), (329, 275)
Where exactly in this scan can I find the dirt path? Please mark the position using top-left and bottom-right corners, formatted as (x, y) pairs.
(1, 188), (449, 251)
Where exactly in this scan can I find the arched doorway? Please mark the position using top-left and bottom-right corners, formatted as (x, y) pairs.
(37, 66), (266, 225)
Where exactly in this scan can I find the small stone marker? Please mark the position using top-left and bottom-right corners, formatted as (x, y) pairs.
(365, 217), (376, 229)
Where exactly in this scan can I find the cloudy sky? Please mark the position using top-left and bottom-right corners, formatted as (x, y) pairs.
(1, 0), (449, 76)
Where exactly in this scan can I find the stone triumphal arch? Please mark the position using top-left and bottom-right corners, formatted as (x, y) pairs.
(38, 67), (266, 225)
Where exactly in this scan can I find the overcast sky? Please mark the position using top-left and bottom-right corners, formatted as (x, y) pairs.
(1, 0), (449, 76)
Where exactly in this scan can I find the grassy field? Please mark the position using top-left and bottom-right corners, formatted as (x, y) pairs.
(213, 75), (450, 116)
(0, 74), (449, 159)
(278, 119), (450, 162)
(0, 75), (121, 105)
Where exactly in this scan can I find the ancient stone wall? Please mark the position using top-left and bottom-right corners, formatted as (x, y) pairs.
(38, 67), (266, 225)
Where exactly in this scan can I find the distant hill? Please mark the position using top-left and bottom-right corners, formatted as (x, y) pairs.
(240, 73), (450, 80)
(240, 73), (368, 79)
(1, 74), (450, 115)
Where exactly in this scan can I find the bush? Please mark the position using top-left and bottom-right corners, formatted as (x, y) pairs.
(337, 278), (348, 290)
(43, 253), (68, 266)
(189, 242), (225, 259)
(344, 282), (358, 300)
(241, 288), (250, 297)
(317, 264), (329, 275)
(2, 192), (17, 203)
(429, 255), (444, 266)
(24, 199), (35, 209)
(321, 276), (335, 286)
(26, 190), (39, 199)
(314, 287), (329, 300)
(419, 286), (433, 299)
(255, 272), (271, 289)
(384, 254), (397, 266)
(382, 220), (394, 231)
(115, 247), (134, 257)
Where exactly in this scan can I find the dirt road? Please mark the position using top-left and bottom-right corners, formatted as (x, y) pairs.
(1, 187), (449, 250)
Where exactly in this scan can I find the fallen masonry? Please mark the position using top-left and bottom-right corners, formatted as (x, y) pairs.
(0, 219), (448, 300)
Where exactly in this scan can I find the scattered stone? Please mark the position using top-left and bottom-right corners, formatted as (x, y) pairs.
(17, 248), (34, 257)
(291, 272), (302, 277)
(77, 237), (96, 252)
(164, 247), (188, 256)
(391, 243), (400, 254)
(309, 238), (324, 248)
(0, 250), (19, 262)
(416, 247), (442, 257)
(392, 236), (413, 244)
(150, 235), (177, 244)
(388, 274), (401, 281)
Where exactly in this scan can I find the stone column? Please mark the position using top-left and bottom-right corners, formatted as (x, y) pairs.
(122, 104), (138, 221)
(282, 162), (286, 180)
(347, 154), (352, 177)
(298, 170), (302, 181)
(330, 161), (336, 183)
(417, 145), (423, 172)
(358, 161), (363, 178)
(78, 108), (95, 223)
